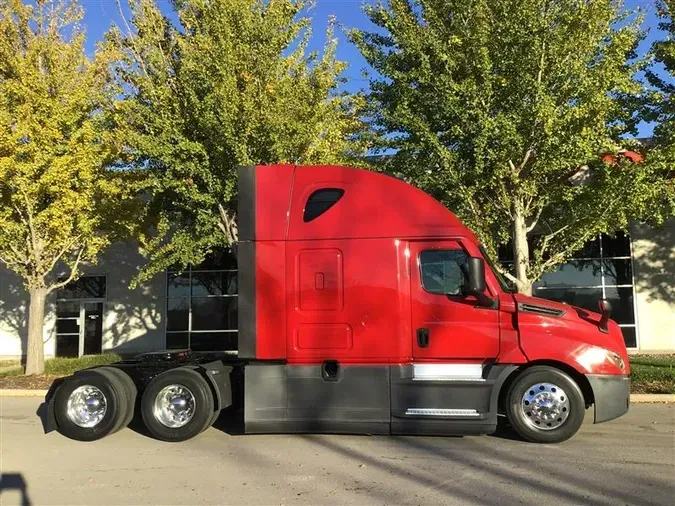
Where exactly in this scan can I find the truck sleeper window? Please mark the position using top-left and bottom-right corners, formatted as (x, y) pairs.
(303, 188), (345, 222)
(420, 250), (468, 295)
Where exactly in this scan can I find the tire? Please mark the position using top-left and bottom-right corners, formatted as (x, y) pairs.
(505, 366), (585, 444)
(99, 367), (138, 430)
(53, 369), (126, 442)
(140, 368), (214, 442)
(203, 408), (221, 432)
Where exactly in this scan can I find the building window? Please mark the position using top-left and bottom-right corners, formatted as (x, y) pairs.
(166, 250), (238, 352)
(55, 276), (106, 357)
(303, 188), (345, 222)
(499, 232), (638, 348)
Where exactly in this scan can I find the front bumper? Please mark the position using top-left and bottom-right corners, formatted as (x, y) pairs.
(586, 374), (630, 424)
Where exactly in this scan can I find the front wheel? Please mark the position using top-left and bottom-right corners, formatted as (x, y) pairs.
(506, 366), (586, 444)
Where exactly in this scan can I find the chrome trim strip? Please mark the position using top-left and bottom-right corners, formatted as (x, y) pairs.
(413, 363), (484, 380)
(405, 408), (481, 417)
(412, 377), (486, 382)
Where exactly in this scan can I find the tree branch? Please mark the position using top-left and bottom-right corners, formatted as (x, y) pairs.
(217, 203), (238, 245)
(46, 247), (85, 295)
(17, 190), (42, 270)
(115, 0), (151, 80)
(45, 236), (82, 276)
(526, 205), (544, 233)
(492, 262), (525, 291)
(538, 224), (569, 257)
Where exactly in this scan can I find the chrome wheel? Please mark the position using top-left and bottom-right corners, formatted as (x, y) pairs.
(153, 384), (196, 428)
(521, 382), (570, 431)
(66, 385), (107, 428)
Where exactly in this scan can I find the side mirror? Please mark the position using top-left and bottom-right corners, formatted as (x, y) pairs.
(467, 257), (486, 294)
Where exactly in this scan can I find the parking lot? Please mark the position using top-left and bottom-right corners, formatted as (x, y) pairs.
(1, 398), (673, 505)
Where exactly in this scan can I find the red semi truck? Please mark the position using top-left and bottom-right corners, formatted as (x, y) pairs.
(43, 164), (631, 444)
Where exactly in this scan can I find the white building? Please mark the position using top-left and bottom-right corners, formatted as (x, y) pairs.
(0, 220), (673, 358)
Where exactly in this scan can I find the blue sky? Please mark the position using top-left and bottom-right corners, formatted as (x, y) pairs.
(80, 0), (670, 137)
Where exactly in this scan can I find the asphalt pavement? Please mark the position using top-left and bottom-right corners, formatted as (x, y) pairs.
(1, 397), (673, 505)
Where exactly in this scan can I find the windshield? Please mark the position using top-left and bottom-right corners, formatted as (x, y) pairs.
(479, 244), (515, 293)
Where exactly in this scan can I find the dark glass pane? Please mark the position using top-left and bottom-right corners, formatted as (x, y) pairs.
(303, 188), (345, 222)
(420, 250), (467, 295)
(603, 259), (633, 286)
(194, 248), (238, 270)
(56, 301), (80, 318)
(602, 231), (631, 257)
(533, 260), (603, 288)
(167, 273), (190, 298)
(497, 242), (514, 262)
(190, 332), (237, 352)
(56, 334), (79, 357)
(571, 236), (601, 259)
(83, 303), (103, 355)
(191, 297), (238, 331)
(620, 327), (637, 348)
(56, 319), (79, 334)
(533, 287), (603, 313)
(167, 298), (189, 331)
(605, 287), (635, 324)
(166, 332), (189, 350)
(192, 272), (237, 297)
(57, 276), (106, 299)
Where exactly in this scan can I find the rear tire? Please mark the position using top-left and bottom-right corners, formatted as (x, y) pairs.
(141, 368), (214, 442)
(99, 367), (137, 429)
(204, 409), (221, 432)
(506, 366), (585, 444)
(53, 369), (125, 442)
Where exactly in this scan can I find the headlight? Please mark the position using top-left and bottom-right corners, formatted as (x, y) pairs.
(607, 351), (626, 371)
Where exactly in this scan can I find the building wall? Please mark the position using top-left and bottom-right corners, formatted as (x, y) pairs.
(630, 218), (675, 352)
(2, 227), (674, 358)
(0, 242), (165, 359)
(0, 268), (56, 358)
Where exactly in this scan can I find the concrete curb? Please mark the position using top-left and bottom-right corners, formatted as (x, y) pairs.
(0, 389), (673, 402)
(1, 389), (48, 398)
(630, 394), (675, 403)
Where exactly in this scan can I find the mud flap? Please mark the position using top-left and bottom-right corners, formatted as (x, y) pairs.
(39, 377), (67, 434)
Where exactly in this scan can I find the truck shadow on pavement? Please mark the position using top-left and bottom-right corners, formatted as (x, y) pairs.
(0, 473), (32, 506)
(294, 432), (671, 506)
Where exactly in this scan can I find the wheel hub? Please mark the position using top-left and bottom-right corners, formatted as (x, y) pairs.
(66, 385), (108, 428)
(153, 384), (196, 428)
(521, 382), (570, 431)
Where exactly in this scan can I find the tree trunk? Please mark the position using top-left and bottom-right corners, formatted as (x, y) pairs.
(512, 203), (533, 296)
(25, 286), (47, 376)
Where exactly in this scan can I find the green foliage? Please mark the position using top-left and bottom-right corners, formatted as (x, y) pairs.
(643, 0), (675, 216)
(108, 0), (368, 283)
(0, 367), (22, 377)
(630, 355), (675, 394)
(353, 0), (673, 290)
(0, 0), (136, 291)
(43, 353), (121, 376)
(0, 353), (121, 377)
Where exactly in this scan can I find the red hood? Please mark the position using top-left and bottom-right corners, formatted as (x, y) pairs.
(514, 293), (603, 321)
(513, 293), (630, 375)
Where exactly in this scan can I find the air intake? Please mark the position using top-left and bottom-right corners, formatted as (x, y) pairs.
(517, 303), (566, 318)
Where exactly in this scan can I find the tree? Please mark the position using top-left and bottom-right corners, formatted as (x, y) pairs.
(353, 0), (673, 294)
(108, 0), (367, 283)
(645, 0), (675, 201)
(0, 0), (132, 374)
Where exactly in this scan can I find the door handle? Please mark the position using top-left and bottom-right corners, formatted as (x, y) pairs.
(417, 328), (430, 348)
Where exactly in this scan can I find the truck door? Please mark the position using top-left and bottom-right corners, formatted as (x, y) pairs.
(409, 240), (500, 360)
